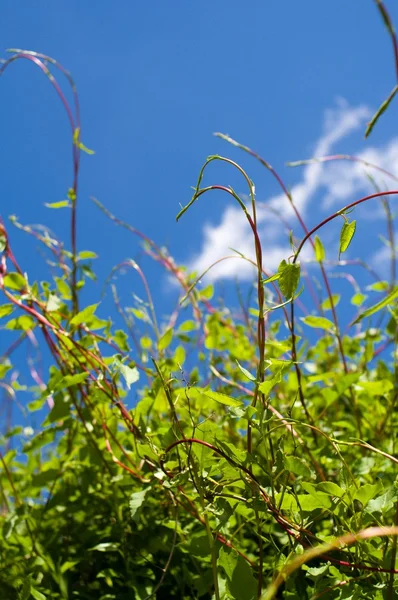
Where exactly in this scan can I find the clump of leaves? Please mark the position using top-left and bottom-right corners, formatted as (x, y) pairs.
(0, 5), (398, 599)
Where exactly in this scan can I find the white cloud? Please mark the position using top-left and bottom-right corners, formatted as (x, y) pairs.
(320, 137), (398, 210)
(371, 244), (397, 278)
(183, 99), (398, 283)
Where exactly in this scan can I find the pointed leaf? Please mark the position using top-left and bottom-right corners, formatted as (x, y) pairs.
(3, 272), (26, 291)
(339, 220), (356, 258)
(0, 304), (15, 318)
(236, 360), (256, 382)
(130, 489), (148, 521)
(277, 260), (300, 299)
(45, 200), (71, 209)
(321, 294), (340, 311)
(70, 303), (98, 327)
(5, 316), (35, 331)
(314, 236), (325, 262)
(300, 316), (335, 331)
(195, 388), (243, 407)
(114, 358), (139, 390)
(352, 286), (398, 324)
(0, 232), (6, 252)
(158, 328), (173, 351)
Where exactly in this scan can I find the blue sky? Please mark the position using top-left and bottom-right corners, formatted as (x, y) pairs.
(0, 2), (397, 388)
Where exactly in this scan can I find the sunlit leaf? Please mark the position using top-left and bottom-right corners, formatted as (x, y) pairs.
(0, 232), (6, 252)
(236, 360), (256, 382)
(46, 292), (63, 312)
(5, 315), (35, 331)
(351, 292), (367, 307)
(158, 328), (173, 351)
(320, 294), (340, 311)
(277, 260), (300, 299)
(70, 303), (98, 327)
(114, 357), (139, 390)
(352, 286), (398, 324)
(3, 272), (26, 291)
(129, 489), (148, 521)
(339, 219), (356, 259)
(0, 304), (15, 318)
(73, 127), (95, 154)
(194, 387), (243, 407)
(300, 316), (335, 331)
(0, 364), (12, 379)
(45, 200), (71, 209)
(365, 84), (398, 138)
(53, 372), (90, 392)
(314, 236), (325, 262)
(78, 250), (98, 260)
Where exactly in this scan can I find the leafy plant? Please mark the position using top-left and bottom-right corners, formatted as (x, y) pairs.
(0, 3), (398, 599)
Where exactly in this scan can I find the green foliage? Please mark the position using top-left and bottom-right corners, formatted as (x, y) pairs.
(0, 16), (398, 598)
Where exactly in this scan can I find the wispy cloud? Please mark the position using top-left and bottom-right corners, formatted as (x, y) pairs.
(183, 99), (398, 282)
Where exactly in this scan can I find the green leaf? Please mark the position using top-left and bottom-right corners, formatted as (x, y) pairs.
(258, 373), (282, 396)
(53, 372), (90, 392)
(339, 220), (356, 259)
(320, 294), (340, 311)
(194, 387), (243, 407)
(31, 588), (47, 600)
(354, 483), (382, 507)
(178, 320), (197, 332)
(0, 364), (12, 379)
(129, 489), (148, 521)
(227, 550), (257, 600)
(297, 493), (332, 511)
(218, 546), (237, 581)
(314, 236), (325, 262)
(367, 281), (389, 292)
(45, 200), (71, 209)
(46, 293), (63, 312)
(158, 328), (173, 351)
(300, 316), (335, 331)
(352, 286), (398, 324)
(365, 84), (398, 138)
(285, 456), (312, 478)
(17, 579), (31, 600)
(113, 329), (129, 352)
(46, 396), (71, 423)
(235, 360), (256, 382)
(275, 492), (298, 512)
(77, 250), (98, 260)
(114, 358), (139, 390)
(0, 232), (6, 252)
(31, 469), (60, 487)
(215, 439), (246, 463)
(84, 315), (107, 330)
(315, 482), (344, 498)
(89, 542), (120, 552)
(262, 272), (280, 285)
(200, 284), (214, 299)
(277, 260), (300, 299)
(5, 315), (35, 331)
(356, 379), (393, 396)
(0, 304), (14, 318)
(3, 272), (26, 291)
(3, 514), (18, 540)
(73, 127), (95, 154)
(23, 428), (56, 452)
(55, 277), (72, 300)
(69, 303), (98, 327)
(351, 292), (367, 307)
(187, 533), (211, 557)
(367, 485), (398, 514)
